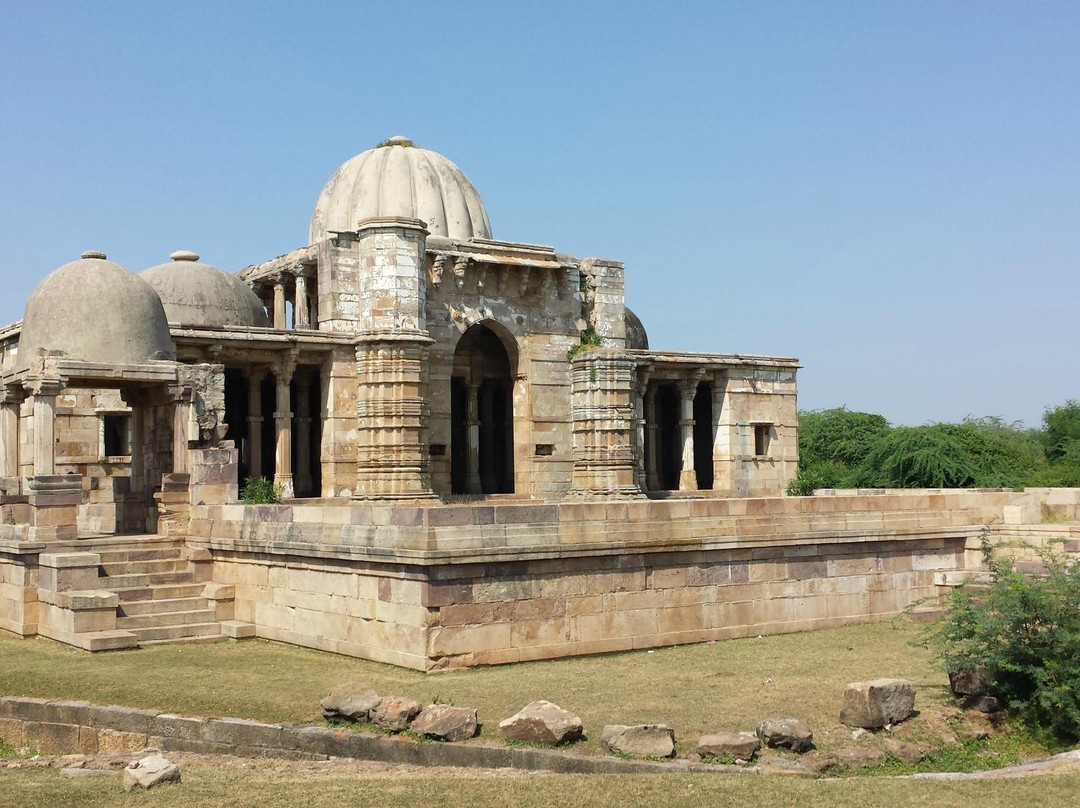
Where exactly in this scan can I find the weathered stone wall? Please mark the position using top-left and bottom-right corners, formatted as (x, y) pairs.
(181, 488), (1078, 671)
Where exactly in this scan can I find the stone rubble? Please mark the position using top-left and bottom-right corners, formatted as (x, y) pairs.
(695, 732), (761, 761)
(498, 700), (584, 746)
(839, 679), (916, 729)
(122, 754), (181, 792)
(409, 705), (479, 742)
(599, 725), (676, 759)
(320, 683), (381, 722)
(369, 696), (423, 732)
(756, 717), (814, 753)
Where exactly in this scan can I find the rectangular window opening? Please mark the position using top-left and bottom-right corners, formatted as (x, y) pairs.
(753, 424), (771, 457)
(103, 414), (131, 457)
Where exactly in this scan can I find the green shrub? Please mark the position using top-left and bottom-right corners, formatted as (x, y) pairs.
(926, 529), (1080, 742)
(241, 476), (283, 504)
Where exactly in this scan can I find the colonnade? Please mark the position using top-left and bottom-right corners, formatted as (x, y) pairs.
(265, 266), (316, 331)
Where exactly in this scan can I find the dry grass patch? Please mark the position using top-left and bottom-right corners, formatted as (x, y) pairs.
(0, 621), (951, 754)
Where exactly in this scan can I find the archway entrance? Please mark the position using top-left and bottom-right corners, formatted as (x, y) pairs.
(450, 323), (515, 495)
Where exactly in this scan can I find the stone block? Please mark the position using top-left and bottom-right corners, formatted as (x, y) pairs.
(86, 705), (157, 735)
(0, 697), (50, 722)
(839, 679), (916, 729)
(151, 714), (206, 741)
(600, 724), (675, 758)
(204, 717), (283, 749)
(24, 721), (80, 754)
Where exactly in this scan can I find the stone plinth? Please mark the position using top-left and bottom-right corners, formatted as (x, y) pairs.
(27, 474), (82, 543)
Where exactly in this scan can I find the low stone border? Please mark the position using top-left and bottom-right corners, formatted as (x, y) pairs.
(0, 697), (737, 776)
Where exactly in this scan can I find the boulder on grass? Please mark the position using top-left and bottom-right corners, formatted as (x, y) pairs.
(756, 717), (813, 753)
(696, 732), (761, 761)
(410, 705), (478, 741)
(599, 725), (676, 759)
(370, 696), (423, 732)
(499, 700), (584, 746)
(949, 668), (988, 698)
(122, 755), (180, 792)
(320, 683), (381, 722)
(839, 679), (915, 729)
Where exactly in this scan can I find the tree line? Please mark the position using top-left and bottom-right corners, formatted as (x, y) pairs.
(788, 402), (1080, 495)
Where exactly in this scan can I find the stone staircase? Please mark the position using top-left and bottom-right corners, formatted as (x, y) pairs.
(94, 538), (225, 645)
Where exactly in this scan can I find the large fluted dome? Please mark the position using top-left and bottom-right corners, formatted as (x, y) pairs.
(141, 250), (269, 328)
(309, 136), (492, 244)
(17, 251), (175, 370)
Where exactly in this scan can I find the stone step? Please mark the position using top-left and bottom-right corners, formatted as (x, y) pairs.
(140, 634), (228, 647)
(131, 622), (223, 643)
(96, 571), (194, 589)
(113, 583), (206, 602)
(118, 608), (217, 630)
(96, 547), (184, 564)
(99, 559), (189, 577)
(118, 596), (209, 616)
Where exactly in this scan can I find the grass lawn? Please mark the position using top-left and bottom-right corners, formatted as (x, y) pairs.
(2, 765), (1080, 808)
(3, 620), (951, 754)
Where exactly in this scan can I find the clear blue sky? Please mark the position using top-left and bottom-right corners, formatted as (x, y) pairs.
(2, 1), (1077, 428)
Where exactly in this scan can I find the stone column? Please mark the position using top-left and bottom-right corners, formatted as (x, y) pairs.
(25, 377), (66, 477)
(0, 385), (24, 479)
(677, 373), (703, 491)
(569, 349), (641, 496)
(644, 385), (659, 491)
(293, 267), (311, 329)
(353, 216), (435, 500)
(294, 370), (312, 496)
(169, 383), (194, 475)
(124, 397), (146, 493)
(273, 274), (287, 330)
(273, 354), (296, 499)
(246, 368), (265, 481)
(633, 366), (651, 493)
(465, 382), (482, 495)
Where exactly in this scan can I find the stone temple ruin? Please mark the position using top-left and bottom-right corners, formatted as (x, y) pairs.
(0, 136), (1075, 670)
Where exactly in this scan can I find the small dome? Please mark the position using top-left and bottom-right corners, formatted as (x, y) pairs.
(625, 306), (649, 350)
(309, 136), (492, 244)
(141, 251), (269, 328)
(17, 251), (174, 370)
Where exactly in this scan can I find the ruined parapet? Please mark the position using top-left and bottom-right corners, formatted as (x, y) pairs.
(569, 349), (641, 496)
(579, 258), (626, 349)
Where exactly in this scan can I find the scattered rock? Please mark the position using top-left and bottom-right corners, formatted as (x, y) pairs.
(840, 679), (916, 729)
(600, 725), (676, 758)
(883, 738), (926, 766)
(965, 694), (1002, 714)
(851, 727), (871, 741)
(370, 696), (423, 732)
(756, 717), (813, 753)
(320, 683), (381, 722)
(835, 746), (887, 770)
(410, 705), (479, 742)
(696, 732), (761, 760)
(122, 755), (181, 792)
(800, 752), (842, 776)
(757, 755), (815, 777)
(499, 700), (584, 746)
(949, 668), (989, 697)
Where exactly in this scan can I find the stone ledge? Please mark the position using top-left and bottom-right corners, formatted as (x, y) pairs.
(0, 697), (736, 776)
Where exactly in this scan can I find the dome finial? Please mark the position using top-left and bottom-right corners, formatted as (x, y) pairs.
(170, 250), (200, 262)
(81, 250), (107, 260)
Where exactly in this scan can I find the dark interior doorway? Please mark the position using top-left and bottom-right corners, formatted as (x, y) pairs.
(656, 383), (681, 490)
(693, 381), (713, 490)
(450, 323), (515, 495)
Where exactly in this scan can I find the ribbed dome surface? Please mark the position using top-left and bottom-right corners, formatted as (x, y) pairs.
(625, 307), (649, 350)
(18, 252), (175, 370)
(309, 137), (492, 244)
(141, 251), (269, 328)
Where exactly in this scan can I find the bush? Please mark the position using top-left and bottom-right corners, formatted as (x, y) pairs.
(241, 476), (283, 504)
(926, 529), (1080, 742)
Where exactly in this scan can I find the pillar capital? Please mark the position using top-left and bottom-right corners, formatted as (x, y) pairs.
(24, 375), (66, 399)
(0, 384), (25, 406)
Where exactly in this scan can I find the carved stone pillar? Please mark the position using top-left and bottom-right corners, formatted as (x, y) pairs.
(465, 382), (482, 495)
(0, 385), (24, 478)
(273, 274), (287, 330)
(293, 268), (311, 329)
(273, 354), (296, 499)
(169, 383), (195, 475)
(677, 372), (704, 491)
(644, 385), (659, 491)
(355, 335), (435, 500)
(246, 368), (265, 481)
(633, 366), (651, 493)
(294, 371), (312, 496)
(569, 349), (641, 496)
(120, 389), (146, 493)
(25, 376), (66, 477)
